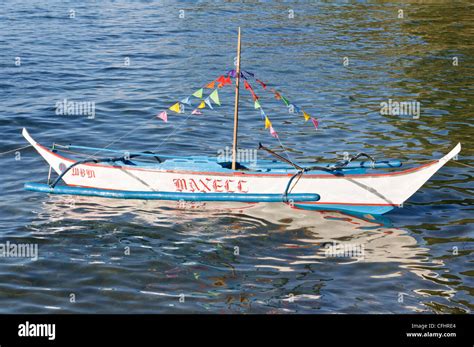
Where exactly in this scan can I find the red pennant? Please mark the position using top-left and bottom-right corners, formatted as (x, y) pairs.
(223, 76), (232, 85)
(256, 79), (267, 90)
(244, 80), (258, 100)
(217, 75), (232, 88)
(250, 90), (259, 101)
(216, 75), (225, 88)
(311, 118), (319, 130)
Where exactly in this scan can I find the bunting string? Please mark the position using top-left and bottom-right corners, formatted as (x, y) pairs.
(239, 69), (319, 131)
(157, 73), (234, 124)
(153, 68), (318, 159)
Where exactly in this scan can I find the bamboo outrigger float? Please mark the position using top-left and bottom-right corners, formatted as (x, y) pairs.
(22, 29), (461, 215)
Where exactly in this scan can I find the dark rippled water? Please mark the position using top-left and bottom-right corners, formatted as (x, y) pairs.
(0, 1), (473, 313)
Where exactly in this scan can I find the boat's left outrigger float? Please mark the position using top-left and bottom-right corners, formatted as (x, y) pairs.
(22, 28), (461, 215)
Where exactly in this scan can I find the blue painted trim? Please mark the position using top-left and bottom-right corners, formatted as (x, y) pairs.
(24, 183), (320, 203)
(293, 203), (395, 215)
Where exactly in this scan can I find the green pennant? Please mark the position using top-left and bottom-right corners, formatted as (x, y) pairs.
(281, 95), (290, 106)
(254, 99), (261, 109)
(192, 88), (203, 98)
(209, 89), (221, 106)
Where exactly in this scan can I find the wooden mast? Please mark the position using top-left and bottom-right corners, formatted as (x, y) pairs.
(231, 27), (242, 171)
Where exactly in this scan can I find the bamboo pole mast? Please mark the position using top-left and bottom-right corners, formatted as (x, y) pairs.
(231, 27), (242, 171)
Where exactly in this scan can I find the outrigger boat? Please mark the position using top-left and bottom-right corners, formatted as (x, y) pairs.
(23, 29), (461, 215)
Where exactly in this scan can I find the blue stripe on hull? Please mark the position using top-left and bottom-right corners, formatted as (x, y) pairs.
(294, 203), (395, 215)
(24, 182), (320, 203)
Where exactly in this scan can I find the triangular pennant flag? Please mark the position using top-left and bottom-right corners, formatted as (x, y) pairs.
(228, 69), (236, 78)
(223, 76), (232, 86)
(260, 108), (266, 120)
(256, 79), (267, 90)
(157, 111), (168, 122)
(251, 90), (259, 101)
(181, 96), (192, 106)
(292, 104), (300, 113)
(204, 97), (213, 110)
(198, 100), (206, 109)
(270, 126), (278, 138)
(264, 116), (272, 129)
(192, 109), (202, 115)
(254, 99), (261, 109)
(192, 89), (203, 98)
(281, 95), (290, 106)
(206, 81), (216, 89)
(243, 70), (254, 77)
(169, 102), (181, 113)
(311, 118), (319, 130)
(272, 89), (281, 100)
(302, 110), (311, 121)
(244, 80), (252, 90)
(218, 75), (232, 88)
(209, 89), (221, 106)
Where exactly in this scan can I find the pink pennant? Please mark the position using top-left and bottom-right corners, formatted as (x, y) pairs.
(157, 111), (168, 122)
(311, 118), (319, 129)
(192, 109), (202, 115)
(269, 126), (278, 138)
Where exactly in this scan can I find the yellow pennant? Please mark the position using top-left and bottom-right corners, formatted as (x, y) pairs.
(302, 110), (311, 121)
(264, 116), (272, 129)
(198, 100), (206, 109)
(169, 102), (181, 113)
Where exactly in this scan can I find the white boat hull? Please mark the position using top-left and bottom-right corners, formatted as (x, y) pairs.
(22, 128), (461, 214)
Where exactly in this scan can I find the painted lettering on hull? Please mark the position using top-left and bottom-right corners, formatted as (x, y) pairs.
(173, 178), (248, 193)
(71, 167), (96, 178)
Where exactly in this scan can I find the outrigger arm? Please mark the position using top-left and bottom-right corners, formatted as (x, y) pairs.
(49, 152), (162, 188)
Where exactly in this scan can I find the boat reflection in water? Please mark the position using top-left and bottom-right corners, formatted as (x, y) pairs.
(35, 196), (442, 272)
(28, 195), (456, 313)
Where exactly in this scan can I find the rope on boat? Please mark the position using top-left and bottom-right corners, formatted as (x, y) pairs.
(258, 142), (303, 170)
(283, 170), (304, 202)
(330, 152), (376, 170)
(86, 113), (159, 159)
(0, 144), (32, 156)
(450, 160), (474, 169)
